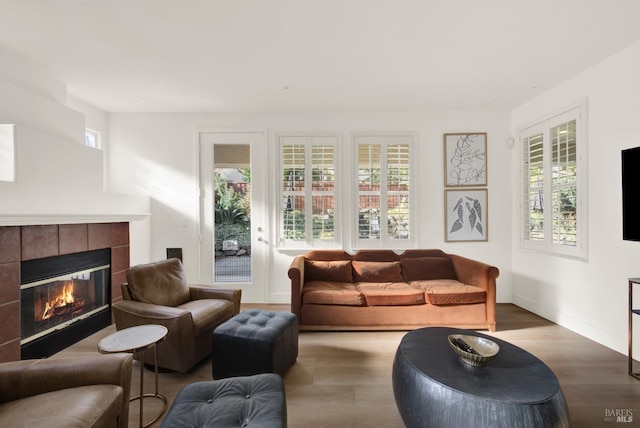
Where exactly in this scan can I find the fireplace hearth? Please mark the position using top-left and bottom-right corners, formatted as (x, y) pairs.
(20, 248), (111, 359)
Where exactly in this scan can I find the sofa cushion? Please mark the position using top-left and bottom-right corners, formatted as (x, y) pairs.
(305, 260), (354, 283)
(357, 282), (426, 306)
(352, 261), (403, 282)
(401, 257), (456, 281)
(410, 279), (486, 305)
(302, 281), (363, 306)
(126, 258), (191, 307)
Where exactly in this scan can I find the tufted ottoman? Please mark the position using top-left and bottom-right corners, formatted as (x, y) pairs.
(160, 373), (287, 428)
(212, 309), (298, 379)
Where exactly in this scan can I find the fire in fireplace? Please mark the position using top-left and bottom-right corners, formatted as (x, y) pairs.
(40, 280), (79, 322)
(20, 248), (111, 359)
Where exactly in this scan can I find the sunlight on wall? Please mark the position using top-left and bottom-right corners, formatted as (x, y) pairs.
(0, 124), (15, 182)
(134, 157), (196, 220)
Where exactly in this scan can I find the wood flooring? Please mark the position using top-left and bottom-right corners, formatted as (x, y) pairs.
(56, 304), (640, 427)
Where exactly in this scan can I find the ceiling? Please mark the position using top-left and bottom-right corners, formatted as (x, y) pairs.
(1, 1), (640, 113)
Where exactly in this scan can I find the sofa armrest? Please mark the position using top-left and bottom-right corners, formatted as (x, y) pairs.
(288, 255), (306, 319)
(449, 254), (499, 290)
(0, 353), (133, 409)
(449, 254), (499, 331)
(189, 285), (242, 315)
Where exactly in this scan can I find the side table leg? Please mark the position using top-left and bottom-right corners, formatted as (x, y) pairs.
(139, 350), (144, 428)
(154, 344), (159, 395)
(130, 343), (168, 427)
(150, 343), (168, 425)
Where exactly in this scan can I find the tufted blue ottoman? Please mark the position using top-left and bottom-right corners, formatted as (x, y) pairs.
(160, 373), (287, 428)
(212, 309), (298, 379)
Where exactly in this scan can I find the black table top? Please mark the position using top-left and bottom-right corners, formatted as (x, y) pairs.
(396, 327), (560, 404)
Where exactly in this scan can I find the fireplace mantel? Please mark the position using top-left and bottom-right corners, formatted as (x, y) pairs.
(0, 213), (150, 227)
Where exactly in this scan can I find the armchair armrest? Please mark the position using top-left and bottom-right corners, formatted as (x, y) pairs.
(112, 300), (194, 335)
(288, 255), (306, 319)
(0, 353), (132, 406)
(112, 300), (200, 371)
(112, 299), (190, 319)
(189, 285), (242, 315)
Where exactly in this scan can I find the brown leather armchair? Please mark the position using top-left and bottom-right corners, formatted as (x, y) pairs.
(112, 258), (241, 373)
(0, 353), (132, 428)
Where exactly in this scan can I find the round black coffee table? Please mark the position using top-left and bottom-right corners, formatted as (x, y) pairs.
(392, 327), (570, 428)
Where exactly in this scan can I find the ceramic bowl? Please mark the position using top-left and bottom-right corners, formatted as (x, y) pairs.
(447, 334), (500, 367)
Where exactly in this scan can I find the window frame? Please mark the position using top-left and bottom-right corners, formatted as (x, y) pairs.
(352, 133), (416, 249)
(276, 132), (341, 249)
(518, 100), (588, 260)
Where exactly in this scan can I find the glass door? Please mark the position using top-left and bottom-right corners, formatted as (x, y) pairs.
(199, 131), (267, 302)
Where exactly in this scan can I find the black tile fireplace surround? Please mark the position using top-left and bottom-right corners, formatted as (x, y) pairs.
(20, 248), (111, 359)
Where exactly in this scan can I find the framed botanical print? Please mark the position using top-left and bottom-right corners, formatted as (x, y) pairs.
(445, 188), (488, 242)
(444, 133), (487, 187)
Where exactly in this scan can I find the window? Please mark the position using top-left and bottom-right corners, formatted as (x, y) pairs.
(85, 129), (100, 149)
(520, 101), (587, 259)
(354, 134), (414, 247)
(278, 134), (339, 248)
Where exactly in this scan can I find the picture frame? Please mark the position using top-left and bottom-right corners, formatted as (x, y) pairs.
(445, 188), (488, 242)
(444, 133), (487, 187)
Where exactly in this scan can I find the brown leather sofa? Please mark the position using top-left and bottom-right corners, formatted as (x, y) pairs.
(289, 249), (499, 331)
(0, 353), (133, 428)
(112, 258), (242, 373)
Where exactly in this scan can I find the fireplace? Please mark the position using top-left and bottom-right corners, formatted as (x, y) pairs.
(20, 248), (111, 359)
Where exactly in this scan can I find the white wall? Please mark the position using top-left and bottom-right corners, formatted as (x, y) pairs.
(511, 40), (640, 355)
(0, 47), (150, 251)
(107, 110), (513, 304)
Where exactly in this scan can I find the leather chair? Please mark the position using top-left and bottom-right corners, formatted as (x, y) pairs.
(112, 258), (241, 373)
(0, 353), (133, 428)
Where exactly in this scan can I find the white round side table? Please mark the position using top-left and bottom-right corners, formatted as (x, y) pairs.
(98, 324), (168, 428)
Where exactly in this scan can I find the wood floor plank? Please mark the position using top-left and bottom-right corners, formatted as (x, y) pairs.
(54, 303), (640, 427)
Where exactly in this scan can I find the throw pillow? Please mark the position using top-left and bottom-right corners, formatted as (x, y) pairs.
(305, 260), (354, 283)
(400, 257), (457, 281)
(352, 261), (403, 282)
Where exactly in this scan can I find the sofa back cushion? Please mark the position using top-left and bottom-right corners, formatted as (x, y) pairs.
(305, 260), (354, 283)
(126, 258), (191, 307)
(305, 250), (352, 261)
(352, 250), (400, 262)
(352, 261), (403, 282)
(401, 249), (447, 258)
(400, 257), (457, 281)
